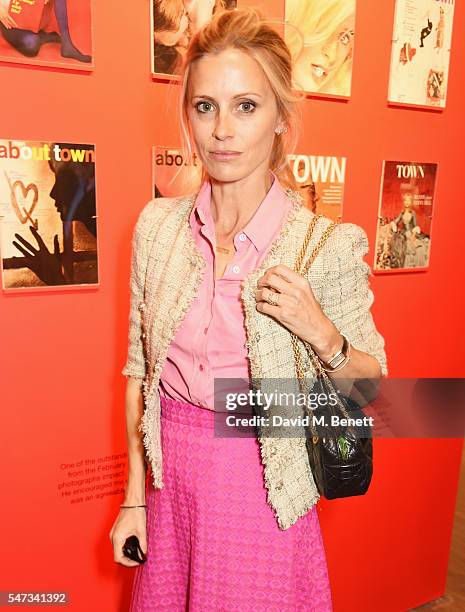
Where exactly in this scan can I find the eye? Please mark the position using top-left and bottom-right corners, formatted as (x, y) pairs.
(196, 101), (215, 113)
(339, 30), (353, 45)
(238, 100), (256, 113)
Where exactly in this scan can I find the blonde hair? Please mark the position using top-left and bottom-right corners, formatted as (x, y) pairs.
(178, 6), (303, 191)
(285, 0), (355, 96)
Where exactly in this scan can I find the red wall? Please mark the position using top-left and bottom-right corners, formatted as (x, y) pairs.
(0, 1), (463, 610)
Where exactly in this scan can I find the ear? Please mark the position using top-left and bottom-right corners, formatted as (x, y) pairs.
(274, 122), (288, 135)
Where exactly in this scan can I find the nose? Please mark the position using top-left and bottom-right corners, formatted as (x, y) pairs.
(322, 38), (338, 65)
(212, 109), (234, 140)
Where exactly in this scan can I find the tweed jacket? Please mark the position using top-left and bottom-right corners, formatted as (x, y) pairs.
(121, 187), (388, 530)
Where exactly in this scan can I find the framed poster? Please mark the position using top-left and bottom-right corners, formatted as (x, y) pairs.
(284, 0), (356, 98)
(151, 0), (237, 79)
(0, 140), (98, 291)
(0, 0), (94, 70)
(388, 0), (455, 109)
(152, 146), (203, 198)
(374, 160), (437, 273)
(287, 153), (346, 221)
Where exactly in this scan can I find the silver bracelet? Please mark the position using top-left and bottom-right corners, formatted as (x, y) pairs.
(320, 335), (352, 372)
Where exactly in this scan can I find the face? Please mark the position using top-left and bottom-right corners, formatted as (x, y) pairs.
(49, 162), (95, 229)
(186, 48), (283, 184)
(183, 0), (216, 31)
(401, 192), (413, 207)
(293, 15), (355, 92)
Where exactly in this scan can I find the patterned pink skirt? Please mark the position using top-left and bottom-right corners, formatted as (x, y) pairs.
(129, 395), (333, 611)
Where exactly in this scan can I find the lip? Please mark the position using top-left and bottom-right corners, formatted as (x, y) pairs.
(210, 151), (242, 162)
(311, 63), (329, 82)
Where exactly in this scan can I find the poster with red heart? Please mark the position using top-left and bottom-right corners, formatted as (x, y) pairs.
(0, 0), (94, 70)
(0, 139), (99, 291)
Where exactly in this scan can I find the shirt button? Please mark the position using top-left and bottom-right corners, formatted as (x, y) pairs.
(239, 233), (246, 242)
(203, 327), (208, 335)
(232, 265), (240, 274)
(199, 364), (204, 371)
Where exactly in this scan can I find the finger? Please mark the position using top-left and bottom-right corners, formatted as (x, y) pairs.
(138, 532), (148, 556)
(14, 233), (38, 254)
(255, 287), (282, 306)
(29, 225), (47, 248)
(256, 273), (290, 296)
(12, 240), (33, 259)
(113, 538), (141, 566)
(53, 234), (61, 256)
(116, 552), (142, 568)
(256, 299), (279, 316)
(258, 265), (303, 290)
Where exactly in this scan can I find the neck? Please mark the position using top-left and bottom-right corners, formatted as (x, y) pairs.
(209, 169), (274, 236)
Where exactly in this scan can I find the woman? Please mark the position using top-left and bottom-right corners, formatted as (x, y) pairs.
(0, 0), (91, 63)
(285, 0), (356, 97)
(389, 183), (419, 268)
(110, 7), (387, 610)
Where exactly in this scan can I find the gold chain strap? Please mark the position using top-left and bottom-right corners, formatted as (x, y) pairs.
(291, 215), (355, 430)
(291, 215), (340, 382)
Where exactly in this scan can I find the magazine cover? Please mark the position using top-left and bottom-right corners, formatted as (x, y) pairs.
(388, 0), (455, 109)
(0, 0), (94, 70)
(287, 153), (346, 221)
(0, 140), (98, 291)
(284, 0), (356, 98)
(374, 160), (437, 273)
(153, 146), (203, 198)
(152, 0), (237, 78)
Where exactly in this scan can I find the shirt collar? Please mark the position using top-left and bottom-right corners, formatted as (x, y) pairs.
(188, 171), (291, 252)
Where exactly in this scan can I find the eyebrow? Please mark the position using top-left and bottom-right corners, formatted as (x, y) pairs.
(191, 93), (263, 100)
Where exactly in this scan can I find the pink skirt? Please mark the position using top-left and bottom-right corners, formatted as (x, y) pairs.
(129, 395), (333, 611)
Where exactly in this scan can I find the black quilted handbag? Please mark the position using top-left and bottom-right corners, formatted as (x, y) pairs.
(290, 215), (373, 499)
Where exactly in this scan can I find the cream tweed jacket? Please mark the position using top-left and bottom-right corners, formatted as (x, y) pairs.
(121, 187), (388, 530)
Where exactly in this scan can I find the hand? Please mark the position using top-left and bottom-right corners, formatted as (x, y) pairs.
(254, 264), (342, 362)
(109, 507), (147, 568)
(0, 3), (18, 29)
(12, 225), (66, 285)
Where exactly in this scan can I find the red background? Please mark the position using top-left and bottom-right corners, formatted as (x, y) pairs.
(0, 0), (464, 610)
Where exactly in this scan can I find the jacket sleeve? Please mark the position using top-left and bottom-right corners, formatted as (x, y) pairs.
(307, 222), (388, 377)
(121, 206), (151, 380)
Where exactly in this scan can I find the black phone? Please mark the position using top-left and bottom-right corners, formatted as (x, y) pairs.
(123, 535), (147, 564)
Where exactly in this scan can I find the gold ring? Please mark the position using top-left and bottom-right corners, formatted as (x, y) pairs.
(266, 290), (280, 306)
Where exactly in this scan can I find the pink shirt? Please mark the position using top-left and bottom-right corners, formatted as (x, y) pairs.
(158, 172), (293, 410)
